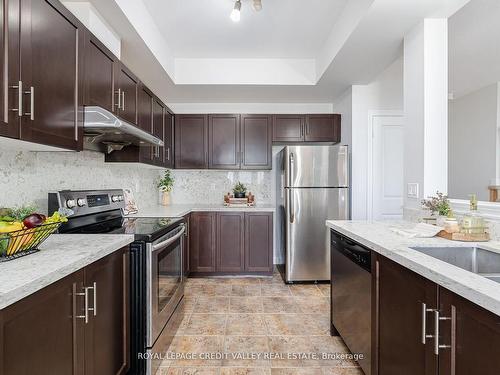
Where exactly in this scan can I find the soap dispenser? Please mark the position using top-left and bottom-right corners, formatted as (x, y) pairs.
(461, 194), (485, 234)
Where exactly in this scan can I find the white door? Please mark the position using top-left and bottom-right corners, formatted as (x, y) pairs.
(372, 115), (404, 220)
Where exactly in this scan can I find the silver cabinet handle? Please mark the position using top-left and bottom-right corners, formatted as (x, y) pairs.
(10, 81), (23, 117)
(24, 86), (34, 120)
(421, 302), (436, 344)
(122, 91), (125, 111)
(433, 310), (452, 355)
(75, 287), (90, 324)
(115, 88), (122, 110)
(87, 282), (97, 317)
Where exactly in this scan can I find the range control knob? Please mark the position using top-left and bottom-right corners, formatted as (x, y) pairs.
(77, 198), (87, 207)
(111, 195), (120, 202)
(118, 195), (124, 201)
(66, 199), (76, 209)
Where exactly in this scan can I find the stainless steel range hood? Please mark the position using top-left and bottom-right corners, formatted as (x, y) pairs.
(83, 106), (163, 154)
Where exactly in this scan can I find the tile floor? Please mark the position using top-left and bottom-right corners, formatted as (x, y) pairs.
(156, 270), (363, 375)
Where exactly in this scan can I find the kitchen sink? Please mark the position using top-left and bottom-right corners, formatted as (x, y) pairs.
(410, 246), (500, 283)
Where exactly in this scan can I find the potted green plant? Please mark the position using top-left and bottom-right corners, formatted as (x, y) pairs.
(233, 181), (247, 199)
(157, 170), (174, 206)
(421, 191), (451, 226)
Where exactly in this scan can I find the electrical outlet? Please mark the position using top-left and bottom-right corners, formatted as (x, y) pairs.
(407, 183), (419, 198)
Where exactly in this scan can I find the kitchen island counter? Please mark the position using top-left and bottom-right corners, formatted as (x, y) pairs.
(128, 203), (276, 218)
(0, 234), (134, 309)
(326, 220), (500, 316)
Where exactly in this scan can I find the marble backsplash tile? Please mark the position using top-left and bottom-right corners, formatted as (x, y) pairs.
(170, 169), (272, 205)
(0, 149), (273, 213)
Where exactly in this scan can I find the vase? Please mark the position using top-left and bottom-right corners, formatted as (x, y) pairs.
(234, 192), (246, 198)
(161, 191), (171, 206)
(436, 215), (447, 227)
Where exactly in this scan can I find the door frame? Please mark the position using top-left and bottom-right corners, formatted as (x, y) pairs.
(367, 110), (404, 221)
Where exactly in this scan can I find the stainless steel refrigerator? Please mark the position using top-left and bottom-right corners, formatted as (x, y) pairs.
(276, 145), (350, 282)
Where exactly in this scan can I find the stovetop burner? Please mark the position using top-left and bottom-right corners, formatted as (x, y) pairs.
(49, 190), (183, 242)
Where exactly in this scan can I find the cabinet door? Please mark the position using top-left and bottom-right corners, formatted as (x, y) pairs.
(84, 248), (129, 375)
(152, 98), (164, 166)
(183, 213), (190, 276)
(0, 0), (20, 139)
(0, 270), (85, 375)
(272, 115), (304, 142)
(164, 112), (174, 168)
(175, 114), (208, 169)
(438, 288), (500, 375)
(241, 114), (272, 170)
(21, 0), (84, 150)
(244, 212), (273, 273)
(377, 256), (438, 375)
(137, 85), (154, 162)
(209, 114), (240, 169)
(84, 32), (117, 112)
(189, 212), (216, 273)
(115, 63), (138, 124)
(217, 212), (245, 272)
(305, 114), (340, 142)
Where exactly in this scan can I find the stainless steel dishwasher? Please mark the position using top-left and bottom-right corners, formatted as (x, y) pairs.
(330, 230), (371, 375)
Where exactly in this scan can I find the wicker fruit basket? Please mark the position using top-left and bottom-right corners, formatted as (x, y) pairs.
(0, 222), (61, 261)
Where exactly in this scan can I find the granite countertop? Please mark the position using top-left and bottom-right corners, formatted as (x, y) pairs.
(326, 220), (500, 316)
(127, 204), (276, 218)
(0, 234), (134, 310)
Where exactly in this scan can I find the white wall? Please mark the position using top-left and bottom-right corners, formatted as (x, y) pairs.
(449, 83), (498, 201)
(334, 57), (404, 220)
(403, 19), (448, 208)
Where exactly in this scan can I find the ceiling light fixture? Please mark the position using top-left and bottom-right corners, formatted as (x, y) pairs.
(252, 0), (262, 12)
(230, 0), (241, 22)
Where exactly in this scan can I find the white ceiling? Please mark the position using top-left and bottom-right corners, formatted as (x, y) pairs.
(143, 0), (349, 59)
(63, 0), (472, 104)
(449, 0), (500, 99)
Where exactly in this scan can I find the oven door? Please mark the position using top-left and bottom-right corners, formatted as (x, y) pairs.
(147, 224), (185, 347)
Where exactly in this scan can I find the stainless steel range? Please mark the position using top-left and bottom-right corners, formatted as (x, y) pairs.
(48, 189), (185, 375)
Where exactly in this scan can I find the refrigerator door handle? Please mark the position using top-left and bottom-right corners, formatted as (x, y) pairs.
(289, 189), (295, 223)
(289, 152), (294, 187)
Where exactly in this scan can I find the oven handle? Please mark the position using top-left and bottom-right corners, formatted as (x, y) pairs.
(152, 225), (186, 252)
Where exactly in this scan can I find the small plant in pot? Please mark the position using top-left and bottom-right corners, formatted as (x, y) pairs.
(233, 181), (247, 199)
(421, 191), (451, 225)
(157, 170), (174, 206)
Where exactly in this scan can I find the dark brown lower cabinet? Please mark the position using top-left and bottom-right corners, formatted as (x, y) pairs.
(217, 212), (245, 272)
(189, 212), (217, 273)
(377, 256), (438, 375)
(0, 248), (129, 375)
(84, 249), (129, 375)
(376, 254), (500, 375)
(438, 288), (500, 375)
(245, 212), (273, 272)
(189, 211), (273, 275)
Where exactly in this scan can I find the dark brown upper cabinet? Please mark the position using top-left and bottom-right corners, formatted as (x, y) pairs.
(0, 0), (19, 140)
(164, 111), (174, 168)
(175, 114), (208, 169)
(114, 63), (138, 125)
(152, 98), (165, 166)
(305, 114), (341, 142)
(241, 114), (272, 170)
(272, 114), (340, 143)
(84, 32), (118, 113)
(216, 212), (245, 272)
(14, 0), (85, 151)
(209, 114), (241, 170)
(272, 115), (305, 142)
